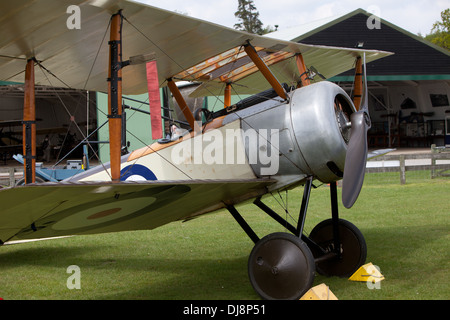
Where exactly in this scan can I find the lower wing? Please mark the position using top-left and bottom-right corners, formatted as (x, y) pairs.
(0, 179), (273, 244)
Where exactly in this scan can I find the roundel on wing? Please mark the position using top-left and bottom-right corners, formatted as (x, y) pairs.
(14, 184), (191, 238)
(120, 164), (157, 181)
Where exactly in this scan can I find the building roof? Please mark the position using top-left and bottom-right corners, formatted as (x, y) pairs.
(269, 9), (450, 81)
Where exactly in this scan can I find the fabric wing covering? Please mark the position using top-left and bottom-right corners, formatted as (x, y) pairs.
(0, 0), (392, 96)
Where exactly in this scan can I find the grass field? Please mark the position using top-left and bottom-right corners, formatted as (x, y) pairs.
(0, 174), (449, 300)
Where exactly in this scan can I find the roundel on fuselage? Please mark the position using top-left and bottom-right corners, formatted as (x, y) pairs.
(120, 164), (157, 181)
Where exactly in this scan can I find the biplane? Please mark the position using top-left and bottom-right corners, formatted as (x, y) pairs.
(0, 0), (392, 300)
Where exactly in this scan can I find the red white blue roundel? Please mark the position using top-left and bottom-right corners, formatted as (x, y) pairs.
(120, 164), (157, 181)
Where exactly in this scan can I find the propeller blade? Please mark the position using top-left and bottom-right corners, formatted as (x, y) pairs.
(342, 53), (371, 208)
(342, 111), (369, 208)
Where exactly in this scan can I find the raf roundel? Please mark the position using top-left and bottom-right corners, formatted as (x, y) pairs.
(120, 164), (157, 182)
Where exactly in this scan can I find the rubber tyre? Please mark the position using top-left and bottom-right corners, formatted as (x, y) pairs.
(309, 219), (367, 277)
(248, 232), (315, 300)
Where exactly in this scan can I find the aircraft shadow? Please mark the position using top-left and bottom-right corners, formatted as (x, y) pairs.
(0, 242), (256, 299)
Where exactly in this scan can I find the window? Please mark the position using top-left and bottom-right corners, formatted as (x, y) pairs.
(430, 94), (449, 108)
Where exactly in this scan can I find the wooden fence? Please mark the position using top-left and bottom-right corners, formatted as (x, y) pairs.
(366, 147), (450, 184)
(0, 167), (23, 187)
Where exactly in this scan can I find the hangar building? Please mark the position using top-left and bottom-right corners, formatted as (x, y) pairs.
(270, 9), (450, 148)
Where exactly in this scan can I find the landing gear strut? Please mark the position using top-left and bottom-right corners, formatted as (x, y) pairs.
(227, 177), (366, 300)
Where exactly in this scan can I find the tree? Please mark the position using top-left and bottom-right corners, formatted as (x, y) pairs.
(424, 9), (450, 51)
(234, 0), (265, 35)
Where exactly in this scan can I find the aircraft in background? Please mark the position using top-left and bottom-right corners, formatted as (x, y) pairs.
(0, 0), (392, 299)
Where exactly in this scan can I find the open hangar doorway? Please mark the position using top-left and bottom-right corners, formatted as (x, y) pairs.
(0, 84), (98, 165)
(337, 79), (450, 148)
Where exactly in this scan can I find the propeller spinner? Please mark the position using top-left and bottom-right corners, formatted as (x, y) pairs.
(342, 54), (371, 208)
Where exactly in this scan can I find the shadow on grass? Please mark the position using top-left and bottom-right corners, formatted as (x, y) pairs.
(0, 244), (109, 268)
(1, 220), (447, 300)
(0, 241), (257, 300)
(94, 256), (256, 300)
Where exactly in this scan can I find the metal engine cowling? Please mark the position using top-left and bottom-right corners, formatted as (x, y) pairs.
(289, 81), (356, 183)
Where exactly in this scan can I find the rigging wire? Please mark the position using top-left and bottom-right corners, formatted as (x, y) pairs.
(269, 190), (298, 232)
(83, 17), (111, 91)
(123, 16), (186, 77)
(120, 15), (289, 180)
(30, 11), (306, 183)
(35, 61), (112, 179)
(124, 129), (193, 180)
(122, 13), (306, 176)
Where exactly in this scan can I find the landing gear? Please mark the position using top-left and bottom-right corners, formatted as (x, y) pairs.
(310, 218), (367, 277)
(248, 232), (315, 300)
(227, 178), (367, 300)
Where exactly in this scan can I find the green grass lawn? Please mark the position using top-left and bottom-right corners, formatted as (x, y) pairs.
(0, 174), (449, 300)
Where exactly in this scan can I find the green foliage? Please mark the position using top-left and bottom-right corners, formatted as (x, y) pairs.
(234, 0), (271, 35)
(423, 9), (450, 51)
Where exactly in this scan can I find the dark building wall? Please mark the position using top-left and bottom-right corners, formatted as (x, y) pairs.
(299, 13), (450, 77)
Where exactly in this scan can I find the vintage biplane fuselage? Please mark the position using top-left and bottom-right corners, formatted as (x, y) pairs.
(74, 81), (354, 197)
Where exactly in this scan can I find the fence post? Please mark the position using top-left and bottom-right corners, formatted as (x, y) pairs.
(431, 144), (437, 179)
(9, 167), (15, 187)
(399, 155), (406, 185)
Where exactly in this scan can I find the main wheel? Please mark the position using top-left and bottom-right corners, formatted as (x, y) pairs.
(309, 219), (367, 277)
(248, 232), (315, 300)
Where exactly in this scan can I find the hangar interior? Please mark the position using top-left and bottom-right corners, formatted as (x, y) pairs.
(338, 79), (450, 148)
(0, 84), (97, 164)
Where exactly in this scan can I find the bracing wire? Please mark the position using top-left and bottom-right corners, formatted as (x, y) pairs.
(35, 62), (112, 179)
(30, 11), (305, 183)
(121, 13), (306, 176)
(269, 190), (299, 232)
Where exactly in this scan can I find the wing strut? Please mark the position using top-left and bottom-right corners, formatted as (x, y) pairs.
(224, 83), (231, 108)
(23, 58), (36, 184)
(167, 78), (196, 131)
(243, 42), (287, 100)
(295, 54), (311, 87)
(107, 11), (124, 182)
(352, 56), (363, 111)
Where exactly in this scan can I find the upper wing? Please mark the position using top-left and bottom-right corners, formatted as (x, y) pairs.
(0, 179), (273, 244)
(0, 0), (392, 95)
